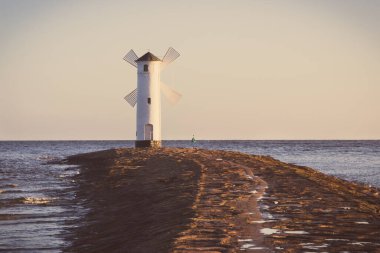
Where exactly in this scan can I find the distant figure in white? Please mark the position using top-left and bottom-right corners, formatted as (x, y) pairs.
(123, 48), (181, 148)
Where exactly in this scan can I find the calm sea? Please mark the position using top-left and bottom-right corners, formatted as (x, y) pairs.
(0, 140), (379, 252)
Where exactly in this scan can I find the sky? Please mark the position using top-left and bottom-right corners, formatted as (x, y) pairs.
(0, 0), (379, 140)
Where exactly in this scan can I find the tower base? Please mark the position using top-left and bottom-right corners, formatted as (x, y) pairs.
(135, 140), (161, 148)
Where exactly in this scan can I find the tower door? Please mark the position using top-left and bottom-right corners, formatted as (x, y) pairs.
(144, 124), (153, 140)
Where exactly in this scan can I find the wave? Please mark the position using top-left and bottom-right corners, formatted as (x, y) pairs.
(22, 197), (53, 205)
(36, 155), (61, 163)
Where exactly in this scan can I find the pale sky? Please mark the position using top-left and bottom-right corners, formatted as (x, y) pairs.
(0, 0), (379, 140)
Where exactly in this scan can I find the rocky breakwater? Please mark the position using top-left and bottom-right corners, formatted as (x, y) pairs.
(63, 148), (380, 252)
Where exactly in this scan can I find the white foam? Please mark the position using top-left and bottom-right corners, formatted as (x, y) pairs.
(261, 212), (274, 219)
(260, 228), (279, 235)
(23, 197), (52, 204)
(350, 242), (371, 245)
(302, 244), (328, 249)
(37, 155), (59, 162)
(285, 230), (309, 235)
(238, 238), (253, 242)
(241, 243), (256, 249)
(355, 221), (369, 224)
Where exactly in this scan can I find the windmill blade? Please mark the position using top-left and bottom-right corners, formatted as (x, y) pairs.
(161, 82), (181, 105)
(124, 88), (137, 107)
(123, 49), (138, 68)
(162, 47), (180, 66)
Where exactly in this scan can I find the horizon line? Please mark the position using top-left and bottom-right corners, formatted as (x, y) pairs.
(0, 139), (379, 142)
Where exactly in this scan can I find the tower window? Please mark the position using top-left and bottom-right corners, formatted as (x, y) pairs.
(143, 64), (148, 72)
(147, 97), (151, 104)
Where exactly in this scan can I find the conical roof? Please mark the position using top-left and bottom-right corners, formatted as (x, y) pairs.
(135, 52), (161, 62)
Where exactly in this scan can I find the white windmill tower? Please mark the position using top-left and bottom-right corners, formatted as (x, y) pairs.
(123, 47), (181, 148)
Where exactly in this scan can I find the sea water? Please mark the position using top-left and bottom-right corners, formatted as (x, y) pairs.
(0, 140), (379, 252)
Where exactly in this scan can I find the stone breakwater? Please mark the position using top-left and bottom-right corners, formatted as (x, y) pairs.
(63, 148), (380, 252)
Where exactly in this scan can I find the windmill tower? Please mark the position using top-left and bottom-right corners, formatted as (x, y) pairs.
(123, 47), (181, 148)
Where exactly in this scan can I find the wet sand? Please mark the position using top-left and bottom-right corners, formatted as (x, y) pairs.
(64, 148), (380, 252)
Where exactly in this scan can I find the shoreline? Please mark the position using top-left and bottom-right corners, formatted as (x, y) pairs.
(63, 147), (380, 252)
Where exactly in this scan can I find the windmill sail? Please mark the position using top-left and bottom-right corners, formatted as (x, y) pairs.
(124, 88), (137, 107)
(123, 49), (138, 68)
(162, 47), (180, 66)
(161, 82), (181, 105)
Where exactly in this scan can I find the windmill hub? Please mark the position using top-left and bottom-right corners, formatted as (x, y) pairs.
(123, 48), (181, 148)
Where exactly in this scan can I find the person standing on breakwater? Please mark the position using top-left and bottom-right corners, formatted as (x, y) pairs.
(191, 134), (196, 147)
